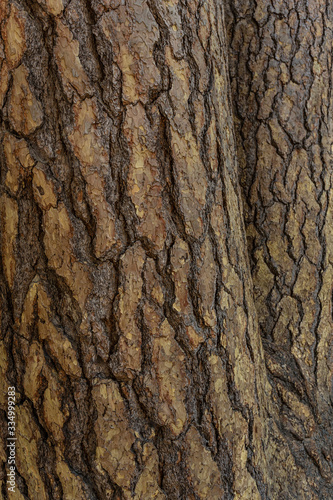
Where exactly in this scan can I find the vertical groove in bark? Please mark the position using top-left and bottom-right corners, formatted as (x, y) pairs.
(226, 0), (333, 497)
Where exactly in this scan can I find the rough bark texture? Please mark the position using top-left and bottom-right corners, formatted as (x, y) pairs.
(0, 0), (332, 499)
(226, 0), (333, 497)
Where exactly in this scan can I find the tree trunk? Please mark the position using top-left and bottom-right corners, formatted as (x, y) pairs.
(0, 1), (331, 499)
(225, 0), (333, 497)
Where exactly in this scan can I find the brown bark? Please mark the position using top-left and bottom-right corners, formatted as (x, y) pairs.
(225, 0), (333, 497)
(0, 0), (332, 499)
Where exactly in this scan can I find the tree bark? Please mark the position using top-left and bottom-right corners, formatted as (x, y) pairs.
(0, 0), (332, 499)
(225, 0), (333, 497)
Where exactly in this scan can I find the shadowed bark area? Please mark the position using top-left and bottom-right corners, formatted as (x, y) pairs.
(226, 0), (333, 497)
